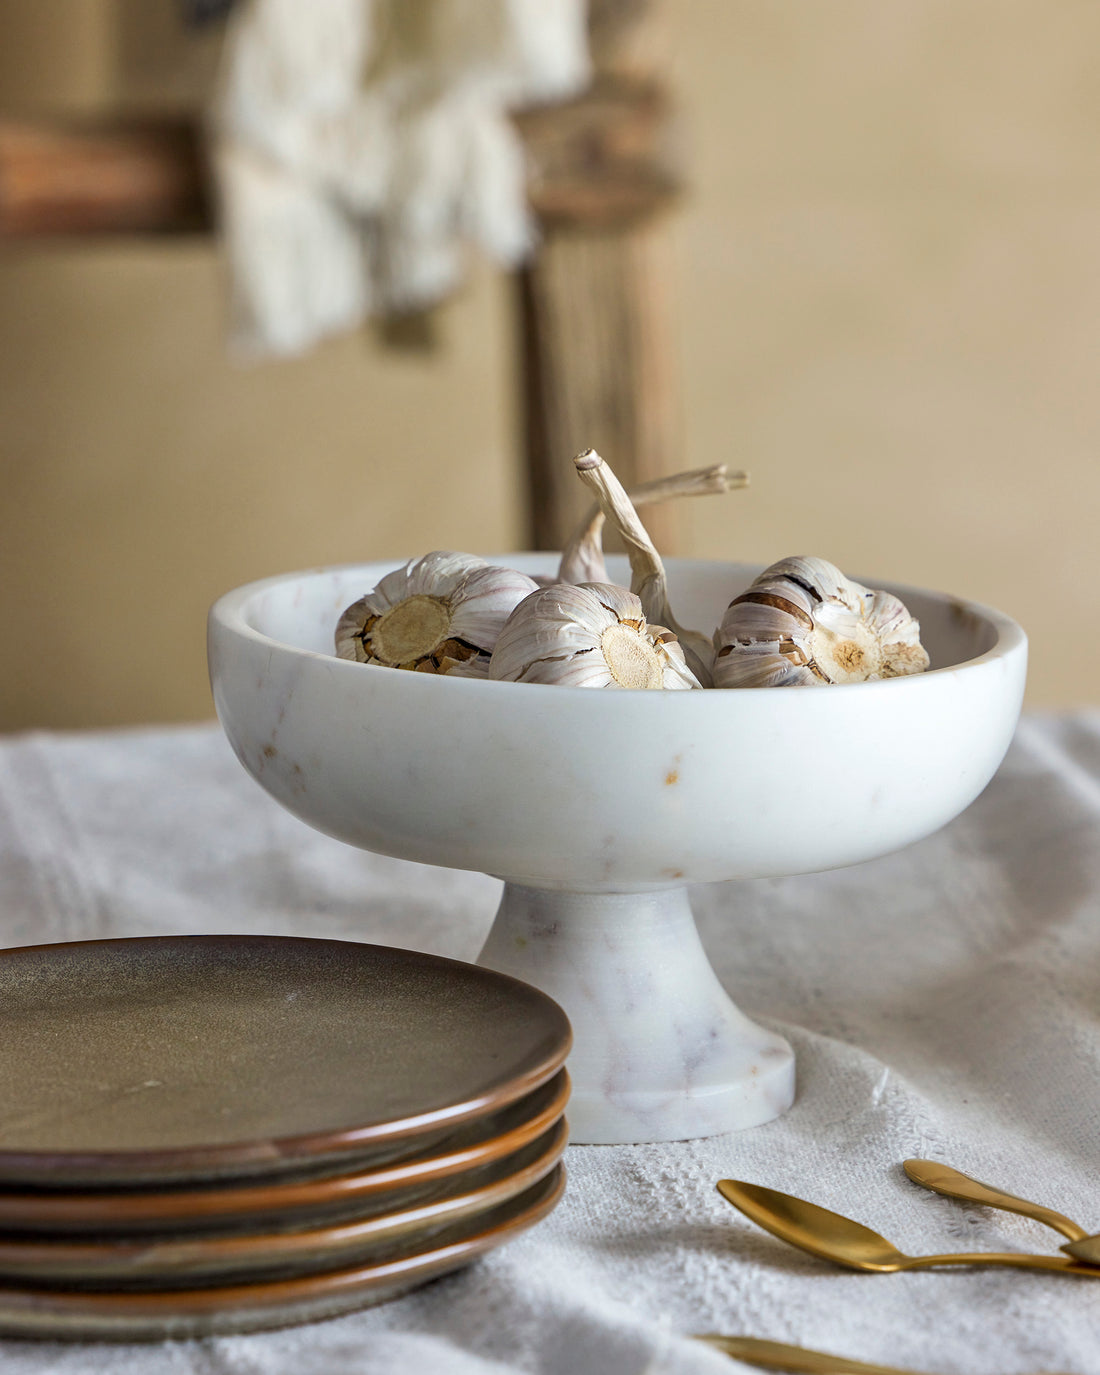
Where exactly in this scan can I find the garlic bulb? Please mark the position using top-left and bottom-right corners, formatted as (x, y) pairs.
(713, 556), (930, 689)
(489, 582), (701, 689)
(336, 551), (538, 676)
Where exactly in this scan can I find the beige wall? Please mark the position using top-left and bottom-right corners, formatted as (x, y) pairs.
(2, 0), (1098, 728)
(673, 2), (1100, 712)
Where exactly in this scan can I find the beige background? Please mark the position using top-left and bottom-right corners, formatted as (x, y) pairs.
(1, 0), (1097, 728)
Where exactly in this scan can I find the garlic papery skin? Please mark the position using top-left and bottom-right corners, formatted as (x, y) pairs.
(489, 582), (702, 690)
(713, 555), (930, 689)
(572, 450), (717, 687)
(336, 551), (539, 675)
(557, 464), (747, 587)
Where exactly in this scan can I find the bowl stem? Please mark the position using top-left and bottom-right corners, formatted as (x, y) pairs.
(477, 883), (795, 1144)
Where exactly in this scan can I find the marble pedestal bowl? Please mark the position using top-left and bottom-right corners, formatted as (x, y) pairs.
(209, 556), (1026, 1145)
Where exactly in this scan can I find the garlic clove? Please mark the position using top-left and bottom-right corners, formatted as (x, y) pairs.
(489, 582), (701, 690)
(713, 555), (930, 689)
(867, 589), (935, 679)
(361, 550), (488, 609)
(336, 552), (538, 675)
(446, 565), (543, 649)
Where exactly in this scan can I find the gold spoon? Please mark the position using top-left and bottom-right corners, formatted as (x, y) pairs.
(715, 1179), (1100, 1275)
(903, 1159), (1100, 1266)
(696, 1334), (1074, 1375)
(696, 1334), (948, 1374)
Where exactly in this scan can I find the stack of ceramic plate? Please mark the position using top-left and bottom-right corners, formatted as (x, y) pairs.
(0, 934), (571, 1341)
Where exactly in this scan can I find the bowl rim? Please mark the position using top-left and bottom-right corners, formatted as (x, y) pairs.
(209, 555), (1028, 697)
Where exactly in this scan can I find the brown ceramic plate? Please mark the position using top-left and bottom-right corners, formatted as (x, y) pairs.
(0, 1119), (567, 1289)
(0, 1165), (566, 1341)
(0, 1071), (570, 1236)
(0, 935), (571, 1185)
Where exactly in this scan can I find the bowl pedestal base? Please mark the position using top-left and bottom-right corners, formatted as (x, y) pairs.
(477, 883), (795, 1145)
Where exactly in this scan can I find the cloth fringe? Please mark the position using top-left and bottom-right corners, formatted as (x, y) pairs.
(212, 0), (590, 358)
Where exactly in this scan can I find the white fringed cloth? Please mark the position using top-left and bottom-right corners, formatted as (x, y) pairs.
(2, 714), (1100, 1371)
(212, 0), (589, 357)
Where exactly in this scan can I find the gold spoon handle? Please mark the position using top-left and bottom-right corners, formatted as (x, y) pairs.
(696, 1334), (945, 1374)
(899, 1250), (1100, 1275)
(903, 1160), (1089, 1243)
(696, 1338), (1076, 1375)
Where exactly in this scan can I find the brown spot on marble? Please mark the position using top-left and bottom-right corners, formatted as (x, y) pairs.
(665, 769), (679, 786)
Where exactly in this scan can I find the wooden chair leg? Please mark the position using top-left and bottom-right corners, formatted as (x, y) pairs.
(518, 222), (681, 553)
(516, 0), (683, 553)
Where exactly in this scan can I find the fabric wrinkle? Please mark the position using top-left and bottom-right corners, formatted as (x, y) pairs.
(0, 716), (1097, 1371)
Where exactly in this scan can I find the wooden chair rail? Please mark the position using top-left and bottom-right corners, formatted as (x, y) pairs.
(0, 118), (207, 236)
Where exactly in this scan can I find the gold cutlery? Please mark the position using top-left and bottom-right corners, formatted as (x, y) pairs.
(695, 1334), (1073, 1375)
(696, 1334), (947, 1373)
(903, 1159), (1100, 1266)
(715, 1178), (1100, 1275)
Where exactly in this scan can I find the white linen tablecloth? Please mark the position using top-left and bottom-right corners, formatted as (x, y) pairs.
(0, 715), (1098, 1374)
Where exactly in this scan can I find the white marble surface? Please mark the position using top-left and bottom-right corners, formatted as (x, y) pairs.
(479, 885), (794, 1143)
(208, 556), (1026, 1145)
(208, 557), (1027, 888)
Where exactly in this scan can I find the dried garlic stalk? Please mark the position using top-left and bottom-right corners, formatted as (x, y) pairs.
(336, 551), (538, 676)
(557, 464), (748, 586)
(572, 449), (716, 687)
(488, 583), (701, 690)
(713, 556), (930, 689)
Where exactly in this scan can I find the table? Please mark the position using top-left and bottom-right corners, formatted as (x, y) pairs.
(0, 716), (1098, 1374)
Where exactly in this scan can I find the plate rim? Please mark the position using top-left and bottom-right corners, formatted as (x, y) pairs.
(0, 1118), (569, 1284)
(0, 1070), (571, 1232)
(0, 1164), (567, 1340)
(0, 934), (571, 1181)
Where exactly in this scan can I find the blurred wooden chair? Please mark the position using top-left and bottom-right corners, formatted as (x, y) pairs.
(0, 0), (684, 552)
